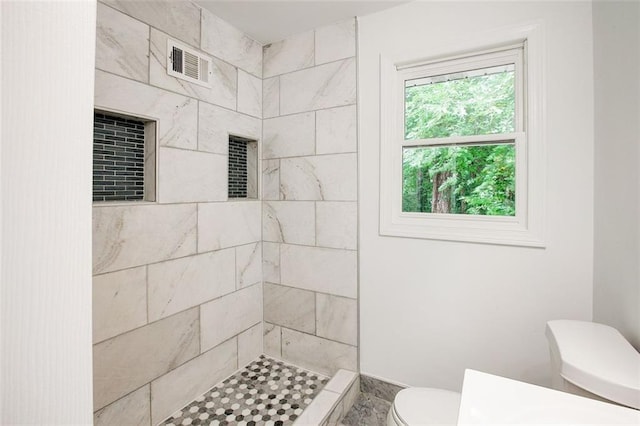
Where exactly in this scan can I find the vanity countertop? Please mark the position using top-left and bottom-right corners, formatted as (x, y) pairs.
(457, 369), (640, 425)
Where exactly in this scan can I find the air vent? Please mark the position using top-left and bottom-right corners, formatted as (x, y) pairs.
(167, 39), (212, 88)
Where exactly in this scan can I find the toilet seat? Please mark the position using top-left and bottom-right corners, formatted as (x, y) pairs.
(389, 387), (461, 425)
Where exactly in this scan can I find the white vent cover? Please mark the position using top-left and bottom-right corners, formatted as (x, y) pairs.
(167, 39), (212, 88)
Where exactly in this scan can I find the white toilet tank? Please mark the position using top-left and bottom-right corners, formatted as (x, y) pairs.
(546, 320), (640, 410)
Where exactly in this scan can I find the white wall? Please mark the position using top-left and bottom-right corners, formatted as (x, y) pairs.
(1, 1), (96, 423)
(592, 1), (640, 349)
(358, 1), (594, 390)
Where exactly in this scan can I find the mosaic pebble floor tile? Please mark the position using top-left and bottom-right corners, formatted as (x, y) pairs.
(161, 355), (329, 426)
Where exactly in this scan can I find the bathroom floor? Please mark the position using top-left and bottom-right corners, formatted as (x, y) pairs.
(341, 393), (391, 426)
(161, 355), (329, 426)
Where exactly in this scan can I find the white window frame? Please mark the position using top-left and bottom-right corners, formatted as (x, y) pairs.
(379, 23), (546, 247)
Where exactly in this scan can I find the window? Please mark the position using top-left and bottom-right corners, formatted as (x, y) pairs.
(403, 59), (519, 216)
(93, 110), (156, 203)
(380, 27), (545, 247)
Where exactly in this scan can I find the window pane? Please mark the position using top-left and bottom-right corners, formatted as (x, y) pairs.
(405, 64), (515, 140)
(402, 144), (516, 216)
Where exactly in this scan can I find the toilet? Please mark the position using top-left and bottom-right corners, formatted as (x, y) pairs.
(388, 320), (639, 426)
(546, 319), (640, 410)
(387, 387), (461, 426)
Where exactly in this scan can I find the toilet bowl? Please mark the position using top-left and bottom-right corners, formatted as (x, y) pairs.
(546, 320), (640, 410)
(387, 387), (461, 426)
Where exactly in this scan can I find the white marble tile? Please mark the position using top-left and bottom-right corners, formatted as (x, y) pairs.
(316, 105), (357, 155)
(324, 399), (344, 426)
(238, 323), (263, 368)
(280, 58), (356, 115)
(263, 201), (315, 245)
(147, 249), (235, 322)
(316, 202), (357, 250)
(93, 308), (200, 410)
(280, 244), (357, 298)
(264, 323), (282, 358)
(262, 242), (280, 283)
(262, 159), (280, 201)
(344, 377), (361, 414)
(238, 70), (262, 118)
(280, 154), (357, 201)
(201, 9), (262, 77)
(246, 141), (259, 198)
(95, 70), (198, 150)
(200, 283), (262, 352)
(93, 267), (147, 344)
(263, 112), (315, 159)
(264, 283), (315, 334)
(198, 101), (261, 155)
(150, 338), (237, 425)
(316, 294), (357, 346)
(263, 77), (280, 119)
(94, 385), (150, 426)
(158, 147), (227, 203)
(149, 28), (236, 110)
(236, 242), (262, 289)
(197, 201), (261, 252)
(93, 204), (197, 274)
(263, 30), (314, 78)
(281, 328), (357, 377)
(101, 0), (200, 47)
(96, 2), (149, 83)
(295, 389), (341, 426)
(324, 369), (357, 394)
(315, 19), (356, 65)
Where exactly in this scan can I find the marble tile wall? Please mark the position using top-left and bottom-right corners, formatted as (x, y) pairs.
(261, 19), (359, 377)
(93, 1), (263, 424)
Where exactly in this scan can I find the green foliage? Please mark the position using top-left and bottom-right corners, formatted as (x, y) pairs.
(402, 70), (516, 215)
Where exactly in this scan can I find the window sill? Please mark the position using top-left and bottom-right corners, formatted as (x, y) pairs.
(380, 214), (545, 248)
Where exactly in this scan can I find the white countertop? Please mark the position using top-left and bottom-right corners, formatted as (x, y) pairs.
(457, 369), (640, 425)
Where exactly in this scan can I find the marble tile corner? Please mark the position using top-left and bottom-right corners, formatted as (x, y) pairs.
(157, 148), (227, 203)
(263, 77), (280, 119)
(280, 244), (357, 299)
(263, 201), (315, 245)
(147, 249), (235, 322)
(315, 18), (356, 66)
(150, 338), (237, 425)
(93, 307), (200, 410)
(201, 8), (262, 78)
(263, 112), (315, 159)
(200, 283), (262, 352)
(101, 0), (200, 48)
(264, 283), (315, 334)
(96, 2), (149, 83)
(281, 328), (357, 377)
(238, 322), (263, 368)
(264, 322), (282, 359)
(263, 30), (314, 78)
(92, 203), (197, 275)
(236, 242), (262, 289)
(280, 57), (356, 115)
(262, 241), (281, 283)
(93, 266), (147, 344)
(94, 384), (150, 426)
(197, 201), (261, 252)
(238, 70), (262, 118)
(198, 101), (261, 155)
(316, 104), (357, 155)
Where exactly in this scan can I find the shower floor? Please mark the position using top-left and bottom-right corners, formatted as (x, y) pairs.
(161, 355), (329, 426)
